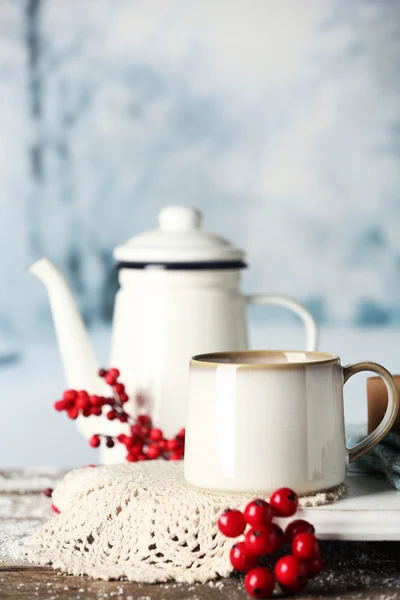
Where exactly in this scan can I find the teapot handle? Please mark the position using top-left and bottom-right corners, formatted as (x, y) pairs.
(245, 295), (318, 351)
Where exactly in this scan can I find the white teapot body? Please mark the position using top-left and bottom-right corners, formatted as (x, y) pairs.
(111, 268), (247, 437)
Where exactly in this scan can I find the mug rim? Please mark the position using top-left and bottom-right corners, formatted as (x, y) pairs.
(190, 350), (339, 369)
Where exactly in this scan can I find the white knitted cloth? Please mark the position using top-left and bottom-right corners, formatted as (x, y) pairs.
(25, 462), (346, 583)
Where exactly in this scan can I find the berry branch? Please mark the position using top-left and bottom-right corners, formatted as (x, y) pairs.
(54, 368), (185, 462)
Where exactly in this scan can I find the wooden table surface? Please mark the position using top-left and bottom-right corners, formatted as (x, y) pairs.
(1, 469), (400, 599)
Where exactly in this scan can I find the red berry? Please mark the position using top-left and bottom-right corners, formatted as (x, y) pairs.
(90, 406), (102, 416)
(107, 410), (116, 421)
(106, 437), (115, 448)
(137, 415), (152, 428)
(128, 439), (140, 450)
(83, 464), (96, 468)
(269, 487), (298, 517)
(146, 444), (161, 459)
(131, 443), (143, 454)
(127, 453), (138, 462)
(51, 504), (60, 514)
(54, 400), (66, 412)
(245, 523), (284, 555)
(218, 509), (246, 538)
(109, 368), (120, 379)
(105, 373), (117, 385)
(285, 519), (315, 542)
(67, 407), (79, 420)
(158, 439), (167, 450)
(265, 523), (285, 553)
(137, 453), (147, 461)
(120, 393), (129, 403)
(77, 390), (89, 400)
(82, 407), (91, 417)
(177, 428), (185, 439)
(89, 435), (101, 448)
(230, 542), (258, 573)
(63, 389), (77, 402)
(166, 438), (180, 452)
(275, 555), (307, 591)
(303, 553), (323, 578)
(244, 499), (274, 527)
(98, 368), (107, 377)
(119, 413), (128, 423)
(123, 437), (134, 449)
(130, 424), (143, 437)
(76, 397), (90, 410)
(117, 434), (127, 444)
(44, 488), (53, 498)
(244, 567), (275, 599)
(292, 533), (319, 561)
(115, 383), (125, 394)
(169, 450), (184, 460)
(89, 395), (101, 406)
(149, 428), (163, 442)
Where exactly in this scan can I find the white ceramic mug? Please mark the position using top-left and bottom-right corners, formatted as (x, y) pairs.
(184, 350), (399, 495)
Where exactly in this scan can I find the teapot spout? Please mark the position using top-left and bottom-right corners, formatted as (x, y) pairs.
(28, 257), (103, 394)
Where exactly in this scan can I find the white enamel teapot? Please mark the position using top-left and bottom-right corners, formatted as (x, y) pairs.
(29, 206), (318, 462)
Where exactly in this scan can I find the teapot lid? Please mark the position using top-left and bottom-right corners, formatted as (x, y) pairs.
(114, 206), (246, 269)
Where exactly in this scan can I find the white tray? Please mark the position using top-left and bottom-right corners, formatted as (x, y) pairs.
(299, 473), (400, 541)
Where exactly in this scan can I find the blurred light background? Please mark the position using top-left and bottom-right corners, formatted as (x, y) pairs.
(1, 0), (399, 466)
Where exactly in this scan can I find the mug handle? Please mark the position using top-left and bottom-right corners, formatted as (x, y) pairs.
(343, 362), (400, 462)
(245, 294), (318, 351)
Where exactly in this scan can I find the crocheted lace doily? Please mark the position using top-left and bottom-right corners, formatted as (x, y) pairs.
(25, 462), (346, 583)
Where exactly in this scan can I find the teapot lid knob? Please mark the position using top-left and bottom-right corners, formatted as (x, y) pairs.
(159, 206), (202, 231)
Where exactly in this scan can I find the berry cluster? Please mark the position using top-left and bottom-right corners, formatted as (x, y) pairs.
(54, 368), (185, 462)
(53, 368), (128, 423)
(218, 487), (322, 598)
(103, 415), (185, 462)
